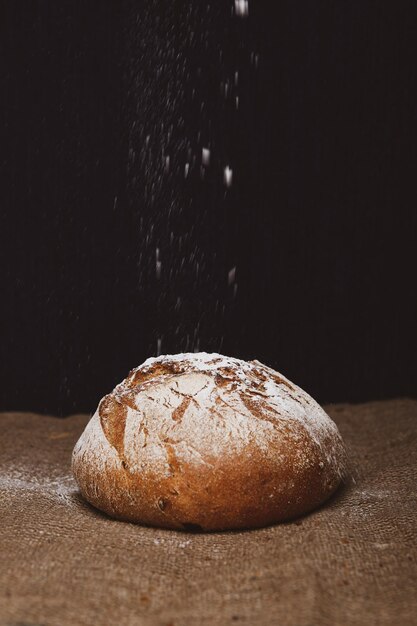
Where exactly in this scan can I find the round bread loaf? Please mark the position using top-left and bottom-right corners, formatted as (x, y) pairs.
(72, 353), (346, 530)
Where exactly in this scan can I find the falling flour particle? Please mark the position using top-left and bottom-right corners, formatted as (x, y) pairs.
(235, 0), (249, 17)
(202, 147), (211, 166)
(126, 5), (251, 356)
(224, 166), (233, 187)
(157, 337), (162, 356)
(250, 51), (260, 67)
(228, 266), (236, 285)
(156, 260), (162, 279)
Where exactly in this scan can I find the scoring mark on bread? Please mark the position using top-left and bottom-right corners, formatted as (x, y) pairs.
(99, 394), (127, 460)
(172, 396), (192, 422)
(138, 423), (149, 447)
(215, 373), (232, 387)
(126, 362), (185, 388)
(239, 393), (282, 429)
(271, 373), (294, 390)
(251, 362), (294, 391)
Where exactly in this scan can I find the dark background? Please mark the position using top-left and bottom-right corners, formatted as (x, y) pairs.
(1, 1), (416, 415)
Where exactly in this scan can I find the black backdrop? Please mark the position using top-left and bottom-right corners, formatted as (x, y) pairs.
(1, 1), (416, 415)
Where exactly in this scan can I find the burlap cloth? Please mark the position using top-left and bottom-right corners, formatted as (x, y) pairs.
(1, 399), (416, 626)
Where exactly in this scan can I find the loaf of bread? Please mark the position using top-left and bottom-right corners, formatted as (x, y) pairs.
(72, 353), (346, 530)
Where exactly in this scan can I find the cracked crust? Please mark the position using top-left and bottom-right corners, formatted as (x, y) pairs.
(72, 352), (347, 531)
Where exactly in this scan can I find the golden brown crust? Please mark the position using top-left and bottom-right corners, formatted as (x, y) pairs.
(72, 353), (346, 531)
(73, 422), (341, 531)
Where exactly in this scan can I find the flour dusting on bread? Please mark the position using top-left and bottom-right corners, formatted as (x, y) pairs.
(105, 353), (344, 475)
(72, 353), (347, 530)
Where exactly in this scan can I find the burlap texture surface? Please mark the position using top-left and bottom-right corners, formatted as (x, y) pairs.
(1, 399), (416, 626)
